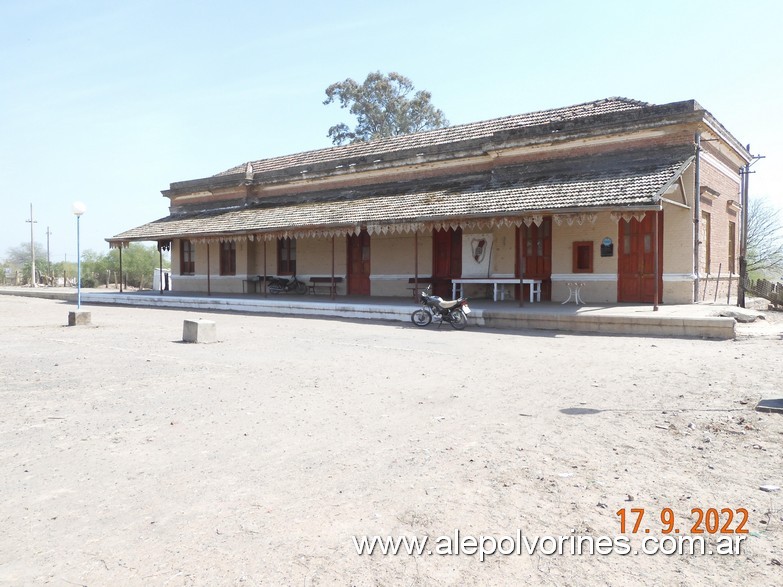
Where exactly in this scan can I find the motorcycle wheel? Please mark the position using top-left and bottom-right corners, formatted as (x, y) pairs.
(449, 309), (468, 330)
(295, 281), (308, 295)
(410, 309), (432, 327)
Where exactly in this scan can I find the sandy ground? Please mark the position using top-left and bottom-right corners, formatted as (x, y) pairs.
(0, 295), (781, 587)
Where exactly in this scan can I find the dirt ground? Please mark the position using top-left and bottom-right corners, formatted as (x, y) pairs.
(0, 295), (781, 586)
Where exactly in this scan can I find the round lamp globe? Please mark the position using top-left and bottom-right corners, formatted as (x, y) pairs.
(72, 201), (87, 216)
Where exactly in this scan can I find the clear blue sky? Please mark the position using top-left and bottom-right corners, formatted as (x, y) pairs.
(1, 0), (781, 262)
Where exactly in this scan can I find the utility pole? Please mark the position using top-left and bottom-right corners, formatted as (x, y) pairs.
(737, 145), (765, 308)
(25, 203), (37, 287)
(693, 133), (701, 302)
(46, 227), (52, 285)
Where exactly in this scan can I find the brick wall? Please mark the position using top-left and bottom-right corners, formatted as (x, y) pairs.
(698, 148), (741, 279)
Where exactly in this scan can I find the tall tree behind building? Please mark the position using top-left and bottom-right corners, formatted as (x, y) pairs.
(747, 197), (783, 278)
(323, 71), (448, 146)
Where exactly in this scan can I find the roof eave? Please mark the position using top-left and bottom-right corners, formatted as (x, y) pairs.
(652, 155), (697, 203)
(165, 99), (711, 194)
(105, 200), (664, 245)
(163, 172), (247, 197)
(700, 112), (752, 163)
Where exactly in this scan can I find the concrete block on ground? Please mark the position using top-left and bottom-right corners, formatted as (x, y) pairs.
(68, 310), (91, 326)
(182, 319), (216, 343)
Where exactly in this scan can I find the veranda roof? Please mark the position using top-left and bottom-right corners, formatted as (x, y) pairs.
(109, 146), (694, 245)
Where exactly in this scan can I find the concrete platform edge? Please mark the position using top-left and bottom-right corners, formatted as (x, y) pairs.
(0, 289), (736, 340)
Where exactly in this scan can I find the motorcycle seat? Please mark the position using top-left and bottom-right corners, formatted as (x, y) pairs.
(439, 299), (461, 309)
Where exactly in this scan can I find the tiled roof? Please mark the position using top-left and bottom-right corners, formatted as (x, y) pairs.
(213, 97), (649, 178)
(111, 146), (693, 242)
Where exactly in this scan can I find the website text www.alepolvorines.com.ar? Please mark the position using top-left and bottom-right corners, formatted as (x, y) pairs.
(353, 530), (746, 561)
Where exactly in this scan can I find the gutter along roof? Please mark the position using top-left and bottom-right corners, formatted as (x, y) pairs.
(109, 145), (694, 243)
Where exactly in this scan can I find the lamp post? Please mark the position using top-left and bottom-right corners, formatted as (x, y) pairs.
(72, 201), (86, 309)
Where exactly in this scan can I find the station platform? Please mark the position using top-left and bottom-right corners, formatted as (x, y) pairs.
(0, 286), (745, 339)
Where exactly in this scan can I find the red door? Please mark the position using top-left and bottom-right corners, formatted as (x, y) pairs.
(516, 218), (552, 301)
(618, 212), (663, 303)
(347, 230), (371, 295)
(432, 228), (462, 297)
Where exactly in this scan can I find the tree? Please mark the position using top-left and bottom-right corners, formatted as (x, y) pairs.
(80, 249), (115, 288)
(747, 197), (783, 278)
(73, 244), (168, 289)
(113, 243), (169, 289)
(4, 242), (47, 268)
(1, 242), (168, 288)
(3, 241), (49, 284)
(323, 71), (448, 145)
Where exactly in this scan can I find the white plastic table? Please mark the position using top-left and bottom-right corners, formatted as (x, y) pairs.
(451, 278), (542, 302)
(562, 282), (586, 305)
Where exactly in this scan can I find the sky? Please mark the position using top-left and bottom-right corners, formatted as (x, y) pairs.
(1, 0), (781, 264)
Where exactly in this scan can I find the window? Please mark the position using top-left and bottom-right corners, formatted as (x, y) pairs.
(524, 220), (550, 258)
(180, 239), (195, 275)
(728, 221), (736, 274)
(572, 241), (593, 273)
(277, 237), (296, 274)
(220, 241), (236, 275)
(701, 211), (711, 273)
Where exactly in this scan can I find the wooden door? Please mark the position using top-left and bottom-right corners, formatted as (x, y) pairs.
(617, 212), (663, 303)
(432, 227), (462, 297)
(516, 218), (552, 301)
(347, 230), (371, 295)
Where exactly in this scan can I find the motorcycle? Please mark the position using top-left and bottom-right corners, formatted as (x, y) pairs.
(410, 285), (471, 330)
(264, 274), (308, 295)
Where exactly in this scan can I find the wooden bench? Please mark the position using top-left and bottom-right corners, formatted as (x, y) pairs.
(242, 275), (262, 294)
(308, 276), (343, 295)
